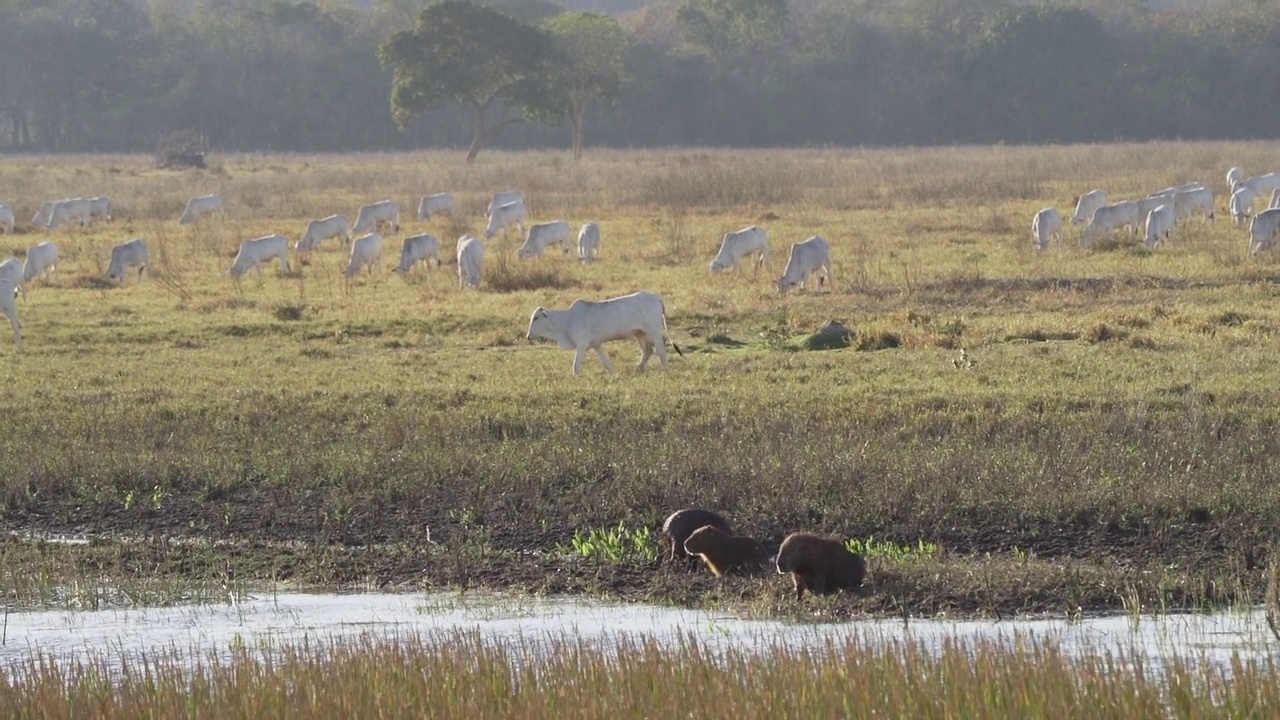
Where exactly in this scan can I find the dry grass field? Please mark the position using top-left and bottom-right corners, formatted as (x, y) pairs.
(1, 142), (1280, 618)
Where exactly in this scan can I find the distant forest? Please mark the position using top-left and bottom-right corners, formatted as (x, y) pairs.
(1, 0), (1278, 154)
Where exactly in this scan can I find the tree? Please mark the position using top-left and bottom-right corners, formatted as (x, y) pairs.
(543, 12), (627, 160)
(378, 1), (565, 163)
(676, 0), (787, 67)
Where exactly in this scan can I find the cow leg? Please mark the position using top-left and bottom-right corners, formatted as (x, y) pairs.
(636, 335), (652, 369)
(7, 313), (21, 349)
(573, 347), (588, 375)
(594, 346), (616, 373)
(653, 333), (669, 368)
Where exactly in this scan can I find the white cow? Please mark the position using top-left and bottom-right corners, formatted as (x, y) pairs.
(31, 202), (54, 228)
(1149, 182), (1204, 198)
(577, 223), (600, 262)
(230, 234), (291, 279)
(484, 200), (528, 239)
(776, 236), (831, 294)
(46, 198), (92, 229)
(351, 200), (399, 235)
(23, 241), (58, 284)
(0, 204), (13, 234)
(1080, 200), (1140, 247)
(1230, 187), (1257, 226)
(416, 193), (454, 220)
(1172, 187), (1215, 223)
(526, 291), (680, 376)
(0, 258), (26, 301)
(296, 214), (350, 254)
(1227, 166), (1245, 190)
(106, 238), (150, 284)
(179, 194), (223, 225)
(0, 277), (22, 350)
(1069, 189), (1107, 226)
(344, 232), (384, 278)
(518, 220), (573, 260)
(457, 234), (484, 289)
(710, 225), (769, 273)
(486, 190), (525, 218)
(394, 233), (440, 274)
(1271, 188), (1280, 210)
(1250, 208), (1280, 254)
(88, 196), (111, 222)
(1238, 173), (1280, 197)
(1144, 204), (1174, 248)
(1031, 207), (1064, 251)
(1136, 194), (1175, 232)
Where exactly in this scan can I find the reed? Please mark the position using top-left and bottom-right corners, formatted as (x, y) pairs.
(0, 629), (1274, 718)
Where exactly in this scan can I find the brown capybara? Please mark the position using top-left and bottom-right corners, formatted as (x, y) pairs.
(682, 525), (765, 577)
(775, 532), (866, 600)
(660, 508), (733, 563)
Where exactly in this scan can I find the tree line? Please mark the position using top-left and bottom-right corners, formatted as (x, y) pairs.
(1, 0), (1279, 158)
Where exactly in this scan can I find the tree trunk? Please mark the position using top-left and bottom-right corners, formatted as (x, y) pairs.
(571, 102), (586, 161)
(466, 105), (487, 164)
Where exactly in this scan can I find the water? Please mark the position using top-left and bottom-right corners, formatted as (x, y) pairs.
(0, 590), (1274, 673)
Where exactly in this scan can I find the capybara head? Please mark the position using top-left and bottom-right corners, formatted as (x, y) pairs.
(683, 525), (729, 556)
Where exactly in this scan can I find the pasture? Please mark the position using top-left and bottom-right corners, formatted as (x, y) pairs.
(1, 143), (1280, 619)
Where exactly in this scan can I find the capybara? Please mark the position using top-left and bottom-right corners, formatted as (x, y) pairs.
(660, 508), (733, 563)
(775, 532), (866, 600)
(682, 525), (764, 577)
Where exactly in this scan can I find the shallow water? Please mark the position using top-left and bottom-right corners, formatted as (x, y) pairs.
(0, 590), (1274, 673)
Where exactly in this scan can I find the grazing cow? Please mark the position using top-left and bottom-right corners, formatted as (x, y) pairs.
(525, 291), (680, 376)
(457, 234), (484, 289)
(344, 232), (384, 278)
(106, 238), (150, 284)
(776, 235), (831, 295)
(1144, 204), (1175, 248)
(518, 220), (573, 260)
(1149, 182), (1205, 198)
(1136, 194), (1174, 232)
(394, 233), (440, 274)
(1069, 189), (1107, 226)
(1230, 187), (1257, 226)
(1032, 207), (1064, 250)
(0, 258), (26, 301)
(296, 214), (350, 255)
(179, 194), (223, 225)
(486, 190), (525, 218)
(31, 202), (54, 228)
(88, 197), (111, 222)
(710, 225), (769, 273)
(1173, 186), (1215, 223)
(416, 193), (454, 220)
(1080, 200), (1140, 247)
(0, 277), (22, 350)
(1237, 173), (1280, 198)
(1271, 188), (1280, 210)
(1250, 208), (1280, 254)
(46, 198), (92, 229)
(1228, 166), (1245, 190)
(22, 242), (58, 284)
(0, 204), (14, 234)
(351, 200), (400, 235)
(230, 234), (291, 279)
(577, 223), (600, 263)
(484, 200), (527, 239)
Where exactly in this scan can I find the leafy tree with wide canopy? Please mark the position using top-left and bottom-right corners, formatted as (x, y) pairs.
(378, 0), (565, 163)
(543, 11), (627, 160)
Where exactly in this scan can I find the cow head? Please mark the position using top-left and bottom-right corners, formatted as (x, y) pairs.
(776, 275), (800, 295)
(526, 307), (552, 343)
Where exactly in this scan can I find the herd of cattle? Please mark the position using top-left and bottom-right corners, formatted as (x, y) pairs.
(1032, 166), (1280, 252)
(6, 166), (1270, 365)
(0, 187), (836, 372)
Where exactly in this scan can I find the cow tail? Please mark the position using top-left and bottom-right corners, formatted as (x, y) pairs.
(662, 300), (684, 357)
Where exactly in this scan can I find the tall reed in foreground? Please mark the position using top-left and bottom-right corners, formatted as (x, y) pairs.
(0, 630), (1274, 718)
